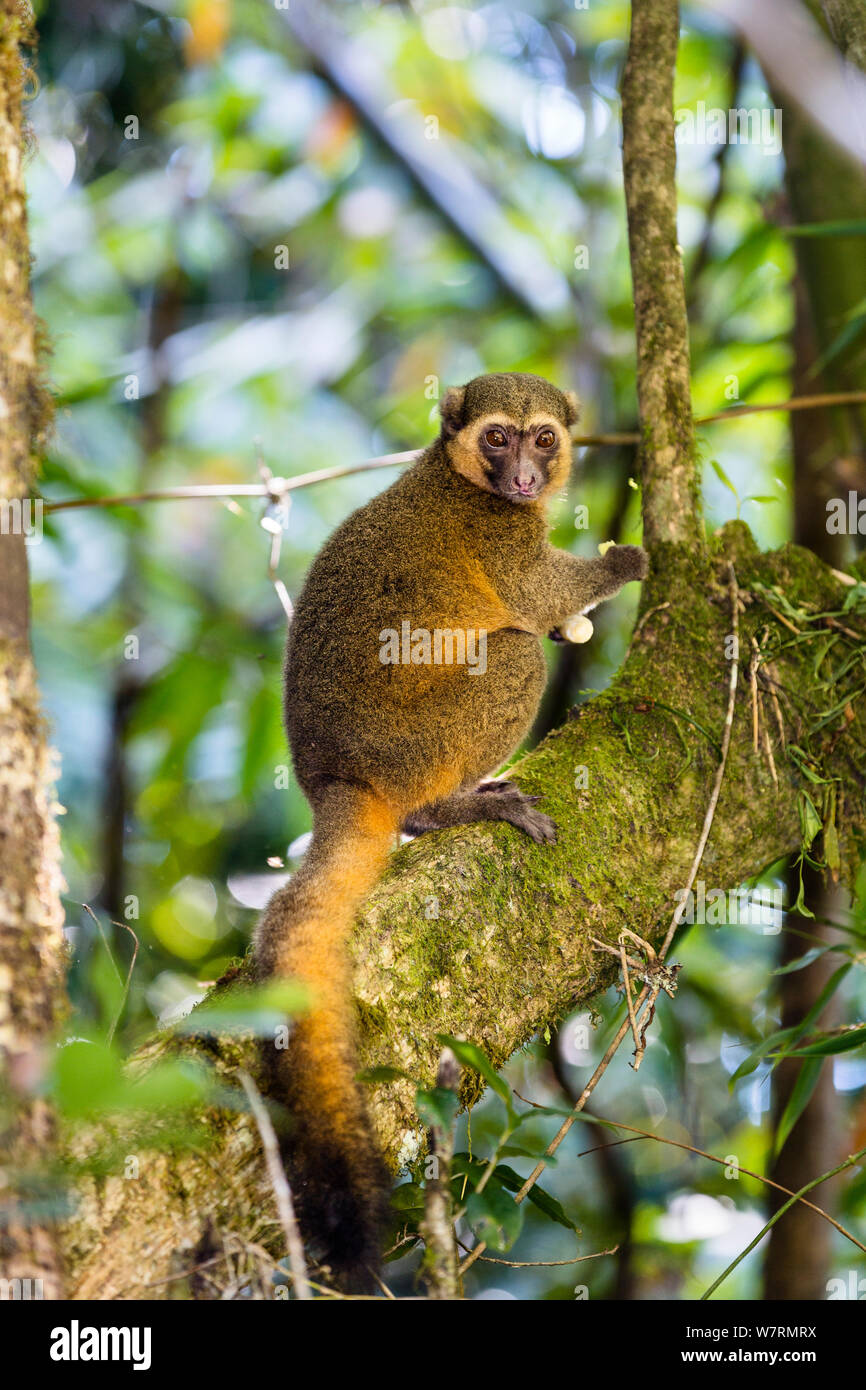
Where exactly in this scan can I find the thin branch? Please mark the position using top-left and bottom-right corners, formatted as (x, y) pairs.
(700, 1148), (866, 1300)
(237, 1071), (312, 1301)
(420, 1047), (461, 1300)
(567, 1114), (865, 1252)
(42, 392), (866, 517)
(659, 561), (740, 959)
(43, 452), (419, 514)
(456, 1237), (620, 1269)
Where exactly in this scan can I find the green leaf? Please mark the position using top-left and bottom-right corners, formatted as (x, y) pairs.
(798, 791), (822, 849)
(785, 220), (866, 237)
(53, 1040), (122, 1118)
(500, 1143), (559, 1165)
(842, 582), (866, 613)
(390, 1181), (426, 1214)
(794, 964), (852, 1041)
(792, 863), (816, 919)
(53, 1040), (213, 1118)
(708, 457), (739, 501)
(782, 1024), (866, 1057)
(773, 1057), (822, 1157)
(824, 819), (841, 876)
(493, 1164), (574, 1230)
(436, 1033), (513, 1111)
(728, 1025), (800, 1083)
(415, 1085), (460, 1132)
(810, 312), (866, 378)
(465, 1186), (524, 1253)
(450, 1152), (489, 1192)
(175, 981), (309, 1036)
(772, 945), (830, 975)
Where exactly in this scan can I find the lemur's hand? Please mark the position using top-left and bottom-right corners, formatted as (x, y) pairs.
(603, 543), (649, 582)
(548, 543), (648, 643)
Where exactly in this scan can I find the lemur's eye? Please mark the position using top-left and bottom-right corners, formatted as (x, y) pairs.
(484, 428), (508, 448)
(536, 428), (556, 448)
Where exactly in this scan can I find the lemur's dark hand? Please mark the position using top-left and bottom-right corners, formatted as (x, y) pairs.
(604, 544), (649, 582)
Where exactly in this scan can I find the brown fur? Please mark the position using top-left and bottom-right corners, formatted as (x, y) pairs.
(254, 371), (648, 1288)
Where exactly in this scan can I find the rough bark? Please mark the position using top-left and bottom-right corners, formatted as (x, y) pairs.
(0, 0), (67, 1300)
(823, 0), (866, 71)
(776, 91), (866, 472)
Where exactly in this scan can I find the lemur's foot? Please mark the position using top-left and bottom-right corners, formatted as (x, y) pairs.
(402, 781), (557, 844)
(504, 801), (558, 845)
(477, 782), (557, 844)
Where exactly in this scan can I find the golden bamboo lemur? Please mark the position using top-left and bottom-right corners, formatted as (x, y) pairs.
(255, 371), (648, 1288)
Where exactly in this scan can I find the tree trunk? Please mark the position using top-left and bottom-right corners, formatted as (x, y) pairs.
(762, 7), (866, 1295)
(0, 1), (67, 1301)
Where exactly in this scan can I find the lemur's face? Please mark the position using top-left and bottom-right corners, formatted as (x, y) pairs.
(439, 372), (578, 505)
(468, 414), (566, 504)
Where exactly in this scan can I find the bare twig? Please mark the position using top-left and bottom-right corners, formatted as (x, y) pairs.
(420, 1047), (461, 1300)
(619, 938), (643, 1063)
(81, 903), (122, 985)
(659, 562), (741, 960)
(456, 1237), (620, 1269)
(623, 600), (671, 660)
(237, 1070), (312, 1301)
(701, 1148), (866, 1299)
(564, 1113), (866, 1252)
(41, 393), (866, 517)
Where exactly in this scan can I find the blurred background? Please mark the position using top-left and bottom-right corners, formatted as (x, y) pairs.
(28, 0), (866, 1299)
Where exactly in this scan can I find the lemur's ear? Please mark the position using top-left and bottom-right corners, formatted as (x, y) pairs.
(562, 390), (581, 428)
(439, 385), (466, 437)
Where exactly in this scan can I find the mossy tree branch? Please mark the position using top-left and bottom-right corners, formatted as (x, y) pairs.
(65, 531), (866, 1297)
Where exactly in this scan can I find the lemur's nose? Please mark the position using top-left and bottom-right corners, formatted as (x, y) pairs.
(514, 474), (537, 495)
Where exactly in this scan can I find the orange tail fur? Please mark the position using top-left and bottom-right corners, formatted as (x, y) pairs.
(255, 783), (398, 1289)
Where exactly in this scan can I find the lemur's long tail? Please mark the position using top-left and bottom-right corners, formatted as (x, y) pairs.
(254, 782), (397, 1290)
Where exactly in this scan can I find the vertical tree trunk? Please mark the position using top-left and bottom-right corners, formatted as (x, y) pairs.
(0, 0), (67, 1300)
(764, 871), (844, 1301)
(621, 0), (703, 551)
(763, 1), (866, 1301)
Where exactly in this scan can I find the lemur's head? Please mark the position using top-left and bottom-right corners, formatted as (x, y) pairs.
(439, 372), (579, 505)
